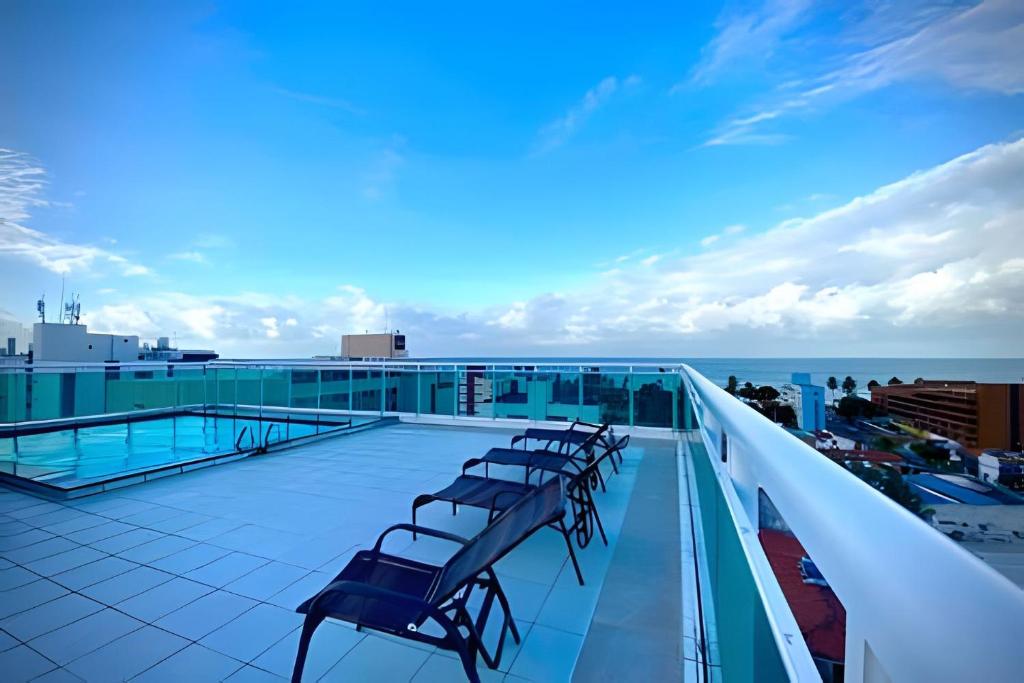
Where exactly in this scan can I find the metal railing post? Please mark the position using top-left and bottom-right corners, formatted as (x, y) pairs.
(416, 370), (421, 416)
(628, 367), (634, 427)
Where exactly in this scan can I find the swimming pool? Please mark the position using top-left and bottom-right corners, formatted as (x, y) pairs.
(0, 410), (376, 494)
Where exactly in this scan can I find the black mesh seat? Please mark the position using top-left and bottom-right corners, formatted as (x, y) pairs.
(413, 435), (630, 586)
(292, 478), (566, 683)
(296, 551), (440, 632)
(509, 420), (623, 476)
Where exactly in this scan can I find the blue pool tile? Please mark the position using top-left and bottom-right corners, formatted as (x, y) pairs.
(251, 620), (364, 680)
(0, 644), (58, 682)
(0, 593), (104, 641)
(132, 643), (242, 682)
(200, 603), (302, 662)
(50, 556), (139, 591)
(79, 566), (174, 605)
(64, 625), (189, 682)
(154, 590), (257, 641)
(114, 577), (213, 622)
(27, 608), (143, 665)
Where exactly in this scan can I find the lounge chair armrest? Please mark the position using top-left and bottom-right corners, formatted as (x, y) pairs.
(462, 457), (487, 474)
(510, 434), (526, 448)
(488, 489), (530, 521)
(374, 523), (470, 552)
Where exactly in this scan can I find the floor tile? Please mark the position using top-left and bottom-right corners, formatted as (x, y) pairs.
(534, 584), (600, 636)
(321, 635), (430, 681)
(64, 521), (136, 546)
(507, 623), (584, 682)
(132, 643), (242, 682)
(223, 561), (307, 601)
(4, 538), (80, 565)
(0, 644), (57, 682)
(223, 665), (285, 682)
(150, 542), (231, 574)
(115, 577), (213, 622)
(0, 529), (54, 552)
(200, 603), (301, 662)
(40, 514), (109, 537)
(185, 552), (267, 587)
(264, 571), (331, 610)
(0, 593), (104, 641)
(28, 608), (143, 665)
(0, 565), (40, 591)
(176, 518), (246, 542)
(0, 579), (69, 619)
(65, 625), (189, 682)
(24, 547), (107, 578)
(412, 653), (506, 682)
(116, 535), (196, 564)
(251, 620), (363, 680)
(90, 528), (164, 555)
(0, 628), (18, 652)
(79, 566), (174, 605)
(29, 667), (84, 682)
(50, 556), (139, 591)
(154, 590), (257, 641)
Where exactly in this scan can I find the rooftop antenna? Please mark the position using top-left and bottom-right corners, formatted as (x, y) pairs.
(36, 295), (45, 323)
(62, 293), (80, 325)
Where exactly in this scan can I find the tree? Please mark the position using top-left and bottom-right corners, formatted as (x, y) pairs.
(826, 376), (838, 401)
(913, 377), (925, 384)
(867, 379), (880, 390)
(725, 375), (738, 395)
(887, 376), (903, 385)
(844, 463), (923, 516)
(841, 375), (857, 396)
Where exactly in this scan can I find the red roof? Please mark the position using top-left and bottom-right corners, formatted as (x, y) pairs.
(758, 529), (846, 663)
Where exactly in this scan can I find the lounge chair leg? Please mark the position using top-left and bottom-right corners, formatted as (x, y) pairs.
(592, 500), (608, 546)
(487, 571), (521, 644)
(559, 520), (585, 586)
(291, 612), (324, 683)
(452, 501), (458, 516)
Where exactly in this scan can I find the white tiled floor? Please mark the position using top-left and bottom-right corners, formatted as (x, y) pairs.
(0, 423), (652, 682)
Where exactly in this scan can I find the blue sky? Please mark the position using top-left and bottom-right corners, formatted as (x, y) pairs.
(2, 1), (1022, 357)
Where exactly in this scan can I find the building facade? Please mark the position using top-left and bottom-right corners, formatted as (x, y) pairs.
(0, 318), (32, 355)
(783, 372), (827, 432)
(32, 323), (140, 363)
(871, 380), (1023, 450)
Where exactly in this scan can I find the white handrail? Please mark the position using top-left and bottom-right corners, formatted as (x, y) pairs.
(682, 364), (1024, 682)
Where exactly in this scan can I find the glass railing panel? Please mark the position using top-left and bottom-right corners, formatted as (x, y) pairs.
(583, 371), (630, 425)
(0, 371), (26, 422)
(289, 369), (319, 409)
(387, 369), (418, 413)
(319, 369), (350, 411)
(542, 371), (580, 422)
(73, 371), (106, 418)
(351, 369), (381, 412)
(419, 370), (456, 416)
(213, 367), (237, 412)
(493, 371), (530, 420)
(458, 367), (493, 417)
(261, 368), (290, 409)
(174, 367), (207, 408)
(691, 438), (789, 683)
(235, 368), (262, 408)
(27, 371), (63, 421)
(632, 372), (678, 428)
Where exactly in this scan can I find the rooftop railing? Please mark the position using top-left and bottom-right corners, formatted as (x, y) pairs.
(681, 364), (1024, 682)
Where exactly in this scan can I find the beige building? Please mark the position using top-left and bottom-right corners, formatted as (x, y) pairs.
(341, 332), (408, 360)
(33, 323), (140, 363)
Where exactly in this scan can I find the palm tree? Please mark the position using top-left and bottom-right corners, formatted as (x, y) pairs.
(842, 375), (857, 396)
(826, 376), (838, 402)
(725, 375), (738, 395)
(888, 376), (903, 385)
(867, 379), (880, 390)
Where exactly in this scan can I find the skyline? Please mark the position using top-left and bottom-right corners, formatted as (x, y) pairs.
(2, 1), (1023, 358)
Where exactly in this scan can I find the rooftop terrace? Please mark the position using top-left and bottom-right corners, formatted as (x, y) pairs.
(1, 422), (673, 682)
(3, 361), (1022, 682)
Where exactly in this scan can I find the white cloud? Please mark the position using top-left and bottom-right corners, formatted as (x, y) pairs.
(702, 0), (1024, 145)
(533, 75), (640, 154)
(700, 223), (746, 247)
(0, 148), (153, 277)
(169, 251), (207, 264)
(73, 138), (1022, 358)
(362, 137), (405, 201)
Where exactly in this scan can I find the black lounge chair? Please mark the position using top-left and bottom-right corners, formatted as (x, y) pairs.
(513, 419), (623, 469)
(411, 437), (627, 585)
(291, 477), (566, 683)
(473, 427), (622, 491)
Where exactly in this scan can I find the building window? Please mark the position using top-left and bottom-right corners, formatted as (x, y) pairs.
(87, 344), (93, 350)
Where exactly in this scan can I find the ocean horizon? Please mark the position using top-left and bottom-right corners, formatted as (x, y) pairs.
(409, 357), (1024, 391)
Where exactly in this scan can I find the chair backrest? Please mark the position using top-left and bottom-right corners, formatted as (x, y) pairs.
(429, 477), (565, 604)
(565, 434), (630, 548)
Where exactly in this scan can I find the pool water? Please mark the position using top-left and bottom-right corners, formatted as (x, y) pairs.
(0, 413), (363, 486)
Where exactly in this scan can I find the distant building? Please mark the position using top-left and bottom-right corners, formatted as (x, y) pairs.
(977, 450), (1024, 491)
(32, 322), (139, 362)
(0, 318), (32, 356)
(871, 380), (1023, 451)
(782, 372), (826, 432)
(341, 332), (407, 360)
(139, 336), (218, 362)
